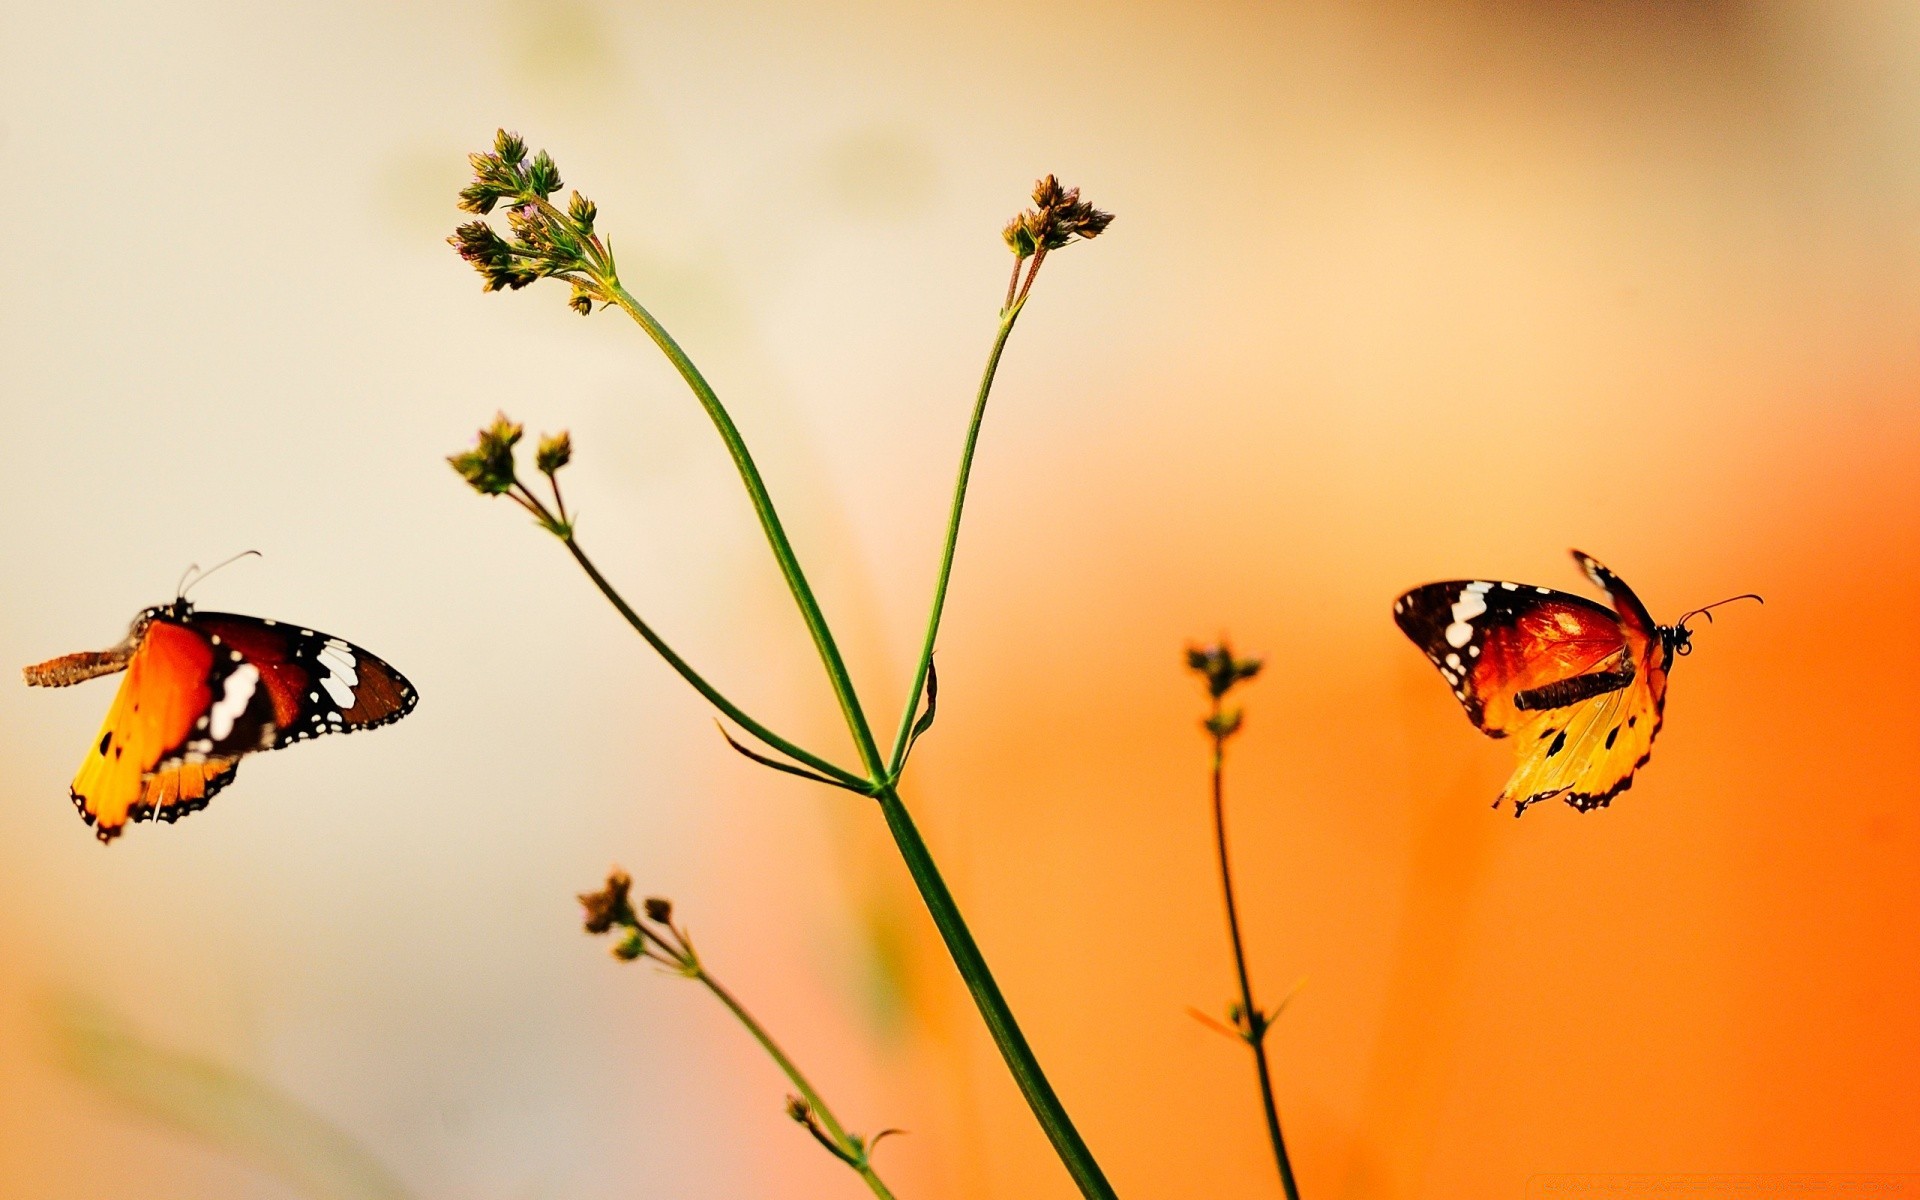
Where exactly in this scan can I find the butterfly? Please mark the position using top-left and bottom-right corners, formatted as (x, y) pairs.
(1393, 550), (1757, 817)
(22, 576), (417, 843)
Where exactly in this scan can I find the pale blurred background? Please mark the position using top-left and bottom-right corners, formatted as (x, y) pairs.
(2, 2), (1918, 1197)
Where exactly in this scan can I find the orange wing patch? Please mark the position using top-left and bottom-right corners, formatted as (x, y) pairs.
(135, 759), (242, 825)
(68, 621), (273, 842)
(71, 622), (213, 838)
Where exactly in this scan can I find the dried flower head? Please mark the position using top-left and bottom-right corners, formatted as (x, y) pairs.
(448, 412), (525, 496)
(1186, 641), (1263, 701)
(1003, 174), (1114, 261)
(643, 896), (673, 924)
(579, 867), (636, 934)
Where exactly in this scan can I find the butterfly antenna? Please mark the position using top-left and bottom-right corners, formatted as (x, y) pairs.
(179, 550), (263, 599)
(1675, 593), (1764, 630)
(174, 562), (202, 598)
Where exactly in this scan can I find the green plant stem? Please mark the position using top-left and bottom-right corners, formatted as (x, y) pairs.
(1211, 724), (1299, 1200)
(558, 533), (866, 790)
(603, 278), (885, 779)
(886, 302), (1024, 774)
(695, 968), (897, 1200)
(601, 274), (1115, 1200)
(873, 782), (1116, 1200)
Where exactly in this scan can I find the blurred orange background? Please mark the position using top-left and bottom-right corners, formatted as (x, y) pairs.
(3, 2), (1917, 1197)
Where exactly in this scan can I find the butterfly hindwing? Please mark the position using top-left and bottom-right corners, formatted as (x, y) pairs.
(185, 613), (418, 746)
(1499, 677), (1662, 815)
(70, 618), (275, 841)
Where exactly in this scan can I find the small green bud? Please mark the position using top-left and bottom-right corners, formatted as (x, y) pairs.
(528, 150), (562, 198)
(495, 129), (528, 167)
(449, 221), (540, 292)
(612, 930), (646, 961)
(457, 181), (503, 216)
(448, 412), (524, 495)
(536, 430), (572, 475)
(567, 190), (597, 231)
(1204, 709), (1244, 738)
(1186, 641), (1263, 700)
(1002, 214), (1036, 260)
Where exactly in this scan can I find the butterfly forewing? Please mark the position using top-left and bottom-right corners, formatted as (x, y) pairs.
(1393, 580), (1629, 736)
(71, 619), (275, 841)
(186, 613), (418, 746)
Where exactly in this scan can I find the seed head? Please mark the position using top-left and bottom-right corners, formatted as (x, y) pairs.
(579, 867), (636, 934)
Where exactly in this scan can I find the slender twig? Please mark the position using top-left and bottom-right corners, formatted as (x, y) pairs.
(600, 278), (887, 781)
(887, 303), (1024, 774)
(1208, 694), (1300, 1200)
(582, 881), (897, 1200)
(692, 959), (897, 1199)
(551, 519), (866, 791)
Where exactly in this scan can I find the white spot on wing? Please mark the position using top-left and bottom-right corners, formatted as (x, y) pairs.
(321, 672), (355, 708)
(208, 664), (260, 741)
(1445, 622), (1473, 648)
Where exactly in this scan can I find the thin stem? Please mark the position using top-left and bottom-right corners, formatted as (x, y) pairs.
(886, 302), (1024, 774)
(557, 533), (867, 791)
(694, 966), (897, 1200)
(873, 783), (1117, 1200)
(1211, 714), (1300, 1200)
(601, 279), (887, 781)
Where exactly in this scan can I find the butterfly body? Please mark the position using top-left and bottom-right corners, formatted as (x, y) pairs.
(24, 599), (416, 842)
(1393, 551), (1723, 817)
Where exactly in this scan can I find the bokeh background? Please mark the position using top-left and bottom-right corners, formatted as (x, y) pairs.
(3, 2), (1918, 1197)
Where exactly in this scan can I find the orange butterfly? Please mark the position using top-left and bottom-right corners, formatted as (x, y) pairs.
(1394, 550), (1757, 816)
(23, 584), (416, 843)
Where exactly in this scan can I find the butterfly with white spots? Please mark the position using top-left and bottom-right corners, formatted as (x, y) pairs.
(23, 597), (417, 842)
(1393, 550), (1757, 816)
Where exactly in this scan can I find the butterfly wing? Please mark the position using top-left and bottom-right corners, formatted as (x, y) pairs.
(1394, 579), (1631, 737)
(185, 613), (417, 745)
(70, 618), (276, 841)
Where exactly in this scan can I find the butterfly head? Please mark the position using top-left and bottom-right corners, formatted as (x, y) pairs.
(1658, 622), (1695, 663)
(1665, 593), (1765, 663)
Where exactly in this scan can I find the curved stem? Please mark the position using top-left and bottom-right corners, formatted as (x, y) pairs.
(1211, 720), (1300, 1200)
(886, 303), (1024, 774)
(874, 783), (1117, 1200)
(602, 279), (886, 780)
(558, 534), (866, 790)
(696, 969), (897, 1200)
